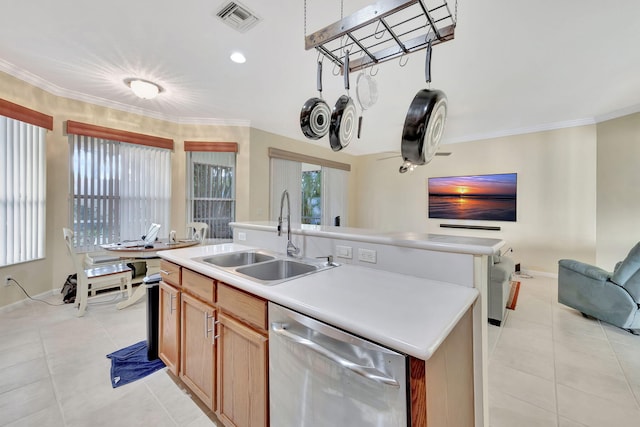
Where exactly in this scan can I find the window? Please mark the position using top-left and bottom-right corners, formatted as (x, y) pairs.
(187, 151), (236, 239)
(268, 149), (349, 227)
(68, 122), (172, 251)
(0, 100), (52, 267)
(301, 165), (321, 225)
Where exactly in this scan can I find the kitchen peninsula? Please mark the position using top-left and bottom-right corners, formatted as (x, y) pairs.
(158, 222), (504, 427)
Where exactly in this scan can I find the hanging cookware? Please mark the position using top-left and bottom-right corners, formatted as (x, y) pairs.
(400, 40), (448, 173)
(300, 61), (331, 140)
(355, 70), (378, 138)
(329, 51), (357, 151)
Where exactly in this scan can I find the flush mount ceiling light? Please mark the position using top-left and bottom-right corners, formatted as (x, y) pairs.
(230, 52), (246, 63)
(124, 78), (163, 100)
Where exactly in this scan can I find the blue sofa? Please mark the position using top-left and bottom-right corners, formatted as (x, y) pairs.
(558, 243), (640, 333)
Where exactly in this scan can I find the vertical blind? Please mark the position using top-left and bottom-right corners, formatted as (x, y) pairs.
(270, 158), (302, 224)
(187, 151), (235, 239)
(0, 117), (46, 266)
(70, 135), (171, 251)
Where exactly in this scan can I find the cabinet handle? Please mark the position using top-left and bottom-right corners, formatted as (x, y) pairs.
(204, 312), (214, 338)
(160, 270), (171, 275)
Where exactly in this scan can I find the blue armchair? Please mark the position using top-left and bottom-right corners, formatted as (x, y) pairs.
(558, 243), (640, 333)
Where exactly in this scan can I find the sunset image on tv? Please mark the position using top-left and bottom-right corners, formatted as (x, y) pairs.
(428, 173), (517, 221)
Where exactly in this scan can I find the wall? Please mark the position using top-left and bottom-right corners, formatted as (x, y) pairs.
(0, 72), (251, 307)
(353, 126), (598, 274)
(0, 72), (357, 308)
(596, 112), (640, 270)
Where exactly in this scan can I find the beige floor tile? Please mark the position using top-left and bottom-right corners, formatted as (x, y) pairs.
(491, 342), (556, 381)
(65, 381), (175, 427)
(0, 340), (45, 371)
(502, 314), (554, 342)
(489, 389), (558, 427)
(558, 416), (588, 427)
(489, 361), (557, 412)
(144, 370), (205, 426)
(555, 358), (638, 409)
(0, 377), (58, 425)
(0, 356), (50, 394)
(4, 403), (65, 427)
(557, 383), (640, 427)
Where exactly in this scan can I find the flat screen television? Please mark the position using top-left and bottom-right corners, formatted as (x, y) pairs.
(428, 173), (517, 221)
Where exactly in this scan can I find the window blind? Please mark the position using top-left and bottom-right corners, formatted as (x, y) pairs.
(0, 116), (46, 266)
(187, 151), (236, 239)
(69, 135), (171, 251)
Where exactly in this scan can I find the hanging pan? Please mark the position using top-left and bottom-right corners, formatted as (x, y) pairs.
(329, 51), (357, 151)
(300, 61), (331, 140)
(400, 39), (448, 173)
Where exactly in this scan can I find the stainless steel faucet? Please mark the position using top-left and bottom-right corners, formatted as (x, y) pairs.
(278, 190), (300, 257)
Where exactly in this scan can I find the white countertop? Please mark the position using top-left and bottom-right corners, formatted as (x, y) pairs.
(230, 221), (504, 255)
(159, 243), (479, 360)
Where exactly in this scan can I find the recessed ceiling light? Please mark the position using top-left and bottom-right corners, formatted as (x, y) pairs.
(124, 78), (163, 99)
(230, 52), (246, 64)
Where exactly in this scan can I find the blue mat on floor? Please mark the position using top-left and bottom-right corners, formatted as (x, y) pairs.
(106, 340), (165, 388)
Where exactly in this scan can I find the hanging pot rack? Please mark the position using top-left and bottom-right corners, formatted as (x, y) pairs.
(305, 0), (457, 73)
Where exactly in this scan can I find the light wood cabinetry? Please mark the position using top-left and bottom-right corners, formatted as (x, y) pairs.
(158, 260), (181, 376)
(157, 265), (268, 426)
(216, 312), (268, 427)
(216, 283), (269, 427)
(159, 281), (181, 375)
(180, 292), (217, 411)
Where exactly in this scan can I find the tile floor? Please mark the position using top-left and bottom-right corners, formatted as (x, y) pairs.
(1, 274), (639, 426)
(488, 274), (640, 427)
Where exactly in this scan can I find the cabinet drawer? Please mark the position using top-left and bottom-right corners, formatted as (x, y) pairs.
(182, 269), (216, 304)
(160, 260), (181, 287)
(217, 283), (267, 331)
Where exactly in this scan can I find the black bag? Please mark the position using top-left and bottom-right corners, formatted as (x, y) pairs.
(61, 274), (77, 303)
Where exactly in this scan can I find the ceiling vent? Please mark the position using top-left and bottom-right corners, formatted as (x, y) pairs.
(216, 1), (260, 33)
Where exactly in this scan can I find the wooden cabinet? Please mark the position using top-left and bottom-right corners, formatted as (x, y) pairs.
(180, 283), (217, 411)
(158, 262), (268, 426)
(159, 281), (181, 376)
(216, 312), (268, 427)
(216, 283), (268, 427)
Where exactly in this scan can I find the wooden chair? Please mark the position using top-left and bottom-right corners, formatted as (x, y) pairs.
(62, 228), (133, 317)
(186, 222), (209, 243)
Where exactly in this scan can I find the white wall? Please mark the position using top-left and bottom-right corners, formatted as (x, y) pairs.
(352, 126), (598, 274)
(596, 112), (640, 270)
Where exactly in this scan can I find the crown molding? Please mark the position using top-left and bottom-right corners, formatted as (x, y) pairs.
(0, 59), (251, 128)
(445, 117), (597, 145)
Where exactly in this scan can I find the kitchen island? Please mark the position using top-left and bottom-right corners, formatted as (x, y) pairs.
(157, 224), (502, 426)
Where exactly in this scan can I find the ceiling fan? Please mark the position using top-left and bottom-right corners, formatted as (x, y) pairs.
(376, 151), (452, 173)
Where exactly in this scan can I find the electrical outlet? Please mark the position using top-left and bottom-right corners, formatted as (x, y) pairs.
(238, 232), (247, 241)
(336, 245), (352, 259)
(4, 275), (12, 286)
(358, 248), (377, 264)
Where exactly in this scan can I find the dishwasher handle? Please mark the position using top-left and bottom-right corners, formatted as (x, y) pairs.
(271, 323), (400, 388)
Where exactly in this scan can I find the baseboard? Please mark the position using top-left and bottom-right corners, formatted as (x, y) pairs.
(514, 269), (558, 279)
(0, 289), (60, 313)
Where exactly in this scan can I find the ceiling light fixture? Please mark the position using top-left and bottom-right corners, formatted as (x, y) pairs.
(230, 52), (246, 64)
(124, 78), (163, 100)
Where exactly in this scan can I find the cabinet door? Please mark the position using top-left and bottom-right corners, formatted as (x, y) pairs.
(181, 293), (216, 411)
(158, 281), (180, 375)
(216, 312), (268, 427)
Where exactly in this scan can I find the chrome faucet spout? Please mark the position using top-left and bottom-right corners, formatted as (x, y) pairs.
(278, 190), (300, 257)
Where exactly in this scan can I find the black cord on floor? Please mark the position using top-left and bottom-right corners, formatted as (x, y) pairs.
(7, 278), (65, 306)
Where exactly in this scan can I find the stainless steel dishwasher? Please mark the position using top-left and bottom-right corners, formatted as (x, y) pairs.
(268, 303), (408, 427)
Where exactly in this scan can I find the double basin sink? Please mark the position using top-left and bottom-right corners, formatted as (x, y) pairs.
(195, 250), (337, 285)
